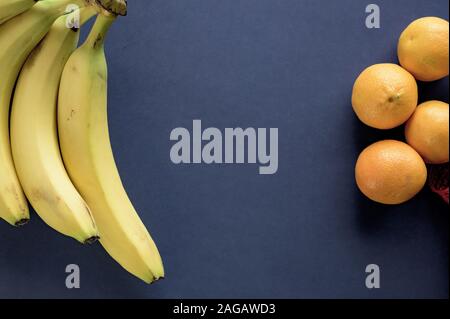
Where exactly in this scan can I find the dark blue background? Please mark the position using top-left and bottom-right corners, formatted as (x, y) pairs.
(0, 0), (448, 298)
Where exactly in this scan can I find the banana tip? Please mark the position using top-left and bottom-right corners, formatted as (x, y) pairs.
(15, 219), (30, 227)
(84, 236), (100, 245)
(148, 276), (165, 285)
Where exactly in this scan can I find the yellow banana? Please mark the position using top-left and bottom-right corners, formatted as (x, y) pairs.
(0, 0), (37, 25)
(0, 0), (91, 226)
(58, 13), (164, 283)
(10, 8), (99, 243)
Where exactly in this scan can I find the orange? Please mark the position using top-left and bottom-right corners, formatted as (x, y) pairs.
(405, 100), (449, 164)
(398, 17), (449, 82)
(352, 64), (418, 130)
(355, 140), (427, 205)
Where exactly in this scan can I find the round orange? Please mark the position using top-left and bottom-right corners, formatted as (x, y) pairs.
(398, 17), (449, 82)
(355, 140), (427, 205)
(352, 64), (418, 129)
(405, 100), (449, 164)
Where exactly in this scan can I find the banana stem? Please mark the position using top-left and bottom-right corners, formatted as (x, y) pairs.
(79, 5), (98, 26)
(96, 0), (127, 16)
(84, 13), (116, 50)
(63, 6), (97, 30)
(46, 0), (88, 14)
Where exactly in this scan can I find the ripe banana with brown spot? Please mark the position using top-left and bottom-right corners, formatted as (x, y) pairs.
(10, 7), (100, 243)
(0, 0), (95, 226)
(58, 12), (164, 283)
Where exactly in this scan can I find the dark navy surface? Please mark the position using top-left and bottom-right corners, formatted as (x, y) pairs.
(0, 0), (448, 298)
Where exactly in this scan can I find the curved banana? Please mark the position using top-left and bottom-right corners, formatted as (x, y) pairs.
(0, 0), (90, 226)
(10, 8), (99, 243)
(0, 0), (37, 25)
(58, 13), (165, 283)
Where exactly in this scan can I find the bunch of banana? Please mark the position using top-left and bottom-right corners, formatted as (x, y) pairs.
(1, 0), (164, 284)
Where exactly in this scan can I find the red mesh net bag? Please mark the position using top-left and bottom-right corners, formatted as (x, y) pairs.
(429, 164), (449, 204)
